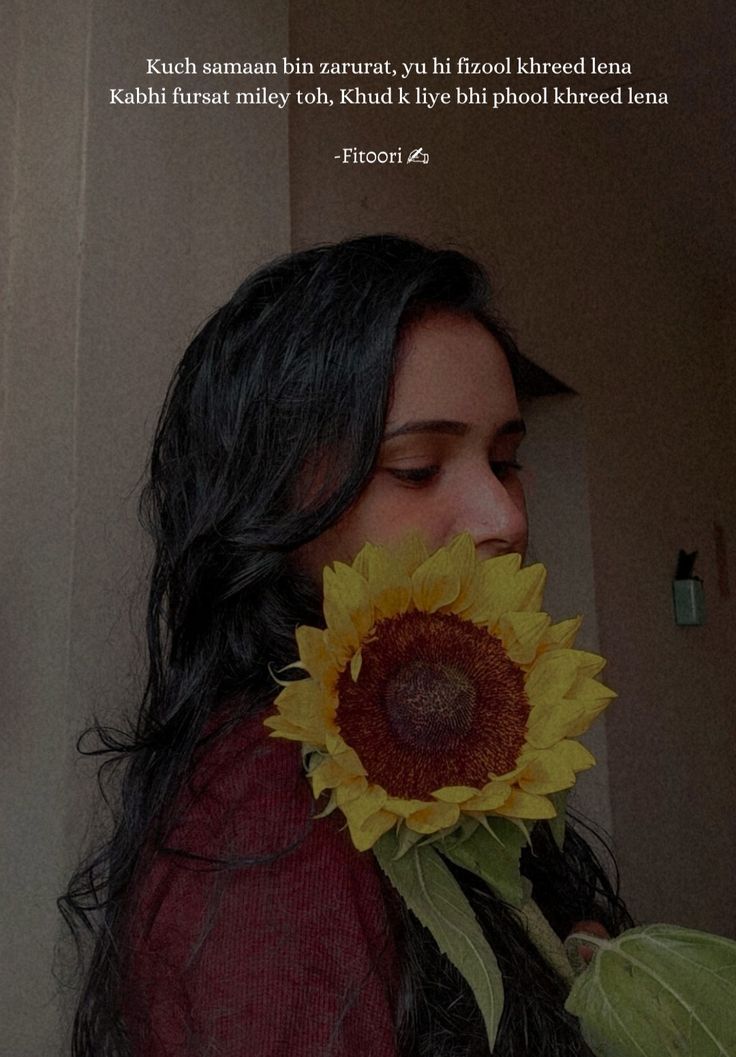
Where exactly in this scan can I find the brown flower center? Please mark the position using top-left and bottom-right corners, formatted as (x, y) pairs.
(385, 660), (476, 744)
(335, 609), (529, 800)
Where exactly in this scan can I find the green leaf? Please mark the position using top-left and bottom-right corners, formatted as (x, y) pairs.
(564, 924), (736, 1056)
(441, 816), (530, 908)
(392, 823), (423, 859)
(374, 830), (504, 1050)
(546, 789), (569, 851)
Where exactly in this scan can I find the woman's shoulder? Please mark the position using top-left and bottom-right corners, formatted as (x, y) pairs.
(164, 700), (313, 861)
(139, 696), (404, 951)
(124, 700), (402, 1056)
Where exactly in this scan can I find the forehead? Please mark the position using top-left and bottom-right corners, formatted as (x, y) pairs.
(388, 310), (518, 425)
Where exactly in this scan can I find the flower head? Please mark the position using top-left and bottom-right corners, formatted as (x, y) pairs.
(265, 533), (615, 851)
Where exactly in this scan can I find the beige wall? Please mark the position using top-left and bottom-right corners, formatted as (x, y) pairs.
(289, 0), (736, 934)
(0, 2), (289, 1052)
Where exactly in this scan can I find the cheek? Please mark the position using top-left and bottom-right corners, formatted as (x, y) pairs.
(298, 476), (483, 575)
(356, 489), (456, 551)
(507, 476), (528, 514)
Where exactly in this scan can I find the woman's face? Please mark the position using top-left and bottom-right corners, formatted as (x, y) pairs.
(297, 309), (528, 579)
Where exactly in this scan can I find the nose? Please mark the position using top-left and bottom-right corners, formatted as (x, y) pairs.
(454, 470), (528, 559)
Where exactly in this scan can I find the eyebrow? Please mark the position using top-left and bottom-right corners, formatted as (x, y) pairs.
(382, 417), (527, 441)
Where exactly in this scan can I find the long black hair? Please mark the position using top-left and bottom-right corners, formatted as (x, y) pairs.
(61, 234), (633, 1055)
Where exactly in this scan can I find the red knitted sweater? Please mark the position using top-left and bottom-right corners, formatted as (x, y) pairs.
(122, 709), (402, 1056)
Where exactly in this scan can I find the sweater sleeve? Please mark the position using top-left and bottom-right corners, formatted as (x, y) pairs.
(122, 711), (401, 1057)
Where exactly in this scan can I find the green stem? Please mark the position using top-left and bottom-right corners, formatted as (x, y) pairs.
(516, 898), (575, 988)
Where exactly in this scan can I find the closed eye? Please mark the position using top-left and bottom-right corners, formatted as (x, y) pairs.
(386, 465), (440, 486)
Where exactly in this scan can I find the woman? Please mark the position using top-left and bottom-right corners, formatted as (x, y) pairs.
(62, 234), (633, 1056)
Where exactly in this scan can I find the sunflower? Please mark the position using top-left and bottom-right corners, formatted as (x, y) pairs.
(265, 533), (615, 851)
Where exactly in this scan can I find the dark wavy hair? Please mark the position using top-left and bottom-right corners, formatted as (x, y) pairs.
(61, 234), (633, 1056)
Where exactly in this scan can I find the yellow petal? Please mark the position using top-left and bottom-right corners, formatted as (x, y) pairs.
(344, 818), (371, 850)
(272, 676), (319, 716)
(492, 788), (556, 819)
(496, 610), (552, 665)
(511, 562), (547, 612)
(356, 533), (428, 580)
(526, 648), (616, 746)
(524, 649), (585, 707)
(262, 716), (319, 743)
(569, 650), (608, 680)
(341, 782), (370, 806)
(463, 557), (547, 627)
(325, 729), (350, 755)
(350, 650), (363, 682)
(527, 688), (613, 747)
(309, 758), (342, 797)
(517, 740), (595, 795)
(311, 758), (368, 798)
(560, 698), (613, 738)
(438, 533), (478, 613)
(273, 677), (336, 733)
(332, 745), (368, 777)
(385, 796), (431, 818)
(359, 544), (413, 619)
(322, 563), (374, 652)
(570, 672), (616, 701)
(479, 556), (547, 621)
(488, 758), (529, 782)
(331, 561), (373, 624)
(459, 553), (522, 623)
(266, 678), (330, 745)
(322, 617), (358, 661)
(538, 616), (582, 652)
(405, 800), (460, 834)
(390, 531), (430, 577)
(338, 783), (387, 827)
(411, 549), (463, 612)
(461, 782), (512, 811)
(293, 625), (341, 687)
(351, 808), (397, 851)
(484, 552), (523, 578)
(526, 698), (587, 748)
(556, 738), (597, 771)
(431, 785), (482, 804)
(350, 540), (376, 581)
